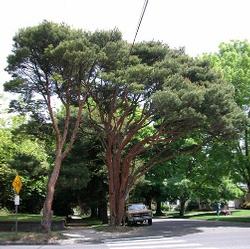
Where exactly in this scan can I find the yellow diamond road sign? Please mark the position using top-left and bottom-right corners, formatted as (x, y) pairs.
(12, 175), (22, 194)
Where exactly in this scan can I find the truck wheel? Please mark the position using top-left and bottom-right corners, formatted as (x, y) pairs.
(148, 219), (152, 225)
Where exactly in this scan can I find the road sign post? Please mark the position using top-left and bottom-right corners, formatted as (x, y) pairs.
(14, 196), (19, 233)
(12, 175), (22, 233)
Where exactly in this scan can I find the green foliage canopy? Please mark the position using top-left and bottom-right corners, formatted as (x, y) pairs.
(0, 117), (49, 212)
(205, 40), (250, 193)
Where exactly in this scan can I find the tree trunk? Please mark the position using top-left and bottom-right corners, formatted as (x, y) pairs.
(91, 206), (98, 218)
(247, 183), (250, 194)
(179, 198), (187, 217)
(145, 197), (152, 210)
(77, 197), (86, 215)
(41, 153), (62, 232)
(109, 184), (127, 226)
(155, 200), (163, 216)
(198, 199), (202, 210)
(245, 129), (248, 157)
(106, 143), (129, 226)
(98, 200), (108, 224)
(245, 184), (250, 202)
(97, 187), (108, 224)
(108, 161), (128, 226)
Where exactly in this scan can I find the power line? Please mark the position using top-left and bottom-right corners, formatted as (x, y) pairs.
(130, 0), (149, 54)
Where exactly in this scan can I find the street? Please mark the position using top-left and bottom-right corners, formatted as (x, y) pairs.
(1, 218), (250, 249)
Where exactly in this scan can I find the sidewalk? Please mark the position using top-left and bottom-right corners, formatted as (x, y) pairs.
(0, 225), (146, 245)
(59, 225), (146, 244)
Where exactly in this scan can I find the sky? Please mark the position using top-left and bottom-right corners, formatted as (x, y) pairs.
(1, 0), (250, 97)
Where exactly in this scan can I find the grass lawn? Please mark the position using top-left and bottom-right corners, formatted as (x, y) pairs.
(0, 209), (64, 222)
(0, 213), (64, 222)
(0, 211), (66, 243)
(0, 215), (104, 243)
(175, 209), (250, 223)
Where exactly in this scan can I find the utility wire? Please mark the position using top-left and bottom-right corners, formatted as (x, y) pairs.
(130, 0), (149, 54)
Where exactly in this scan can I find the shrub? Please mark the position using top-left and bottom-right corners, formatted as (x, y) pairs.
(161, 203), (171, 212)
(0, 207), (10, 215)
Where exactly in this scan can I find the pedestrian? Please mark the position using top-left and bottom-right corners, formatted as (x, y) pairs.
(216, 202), (221, 216)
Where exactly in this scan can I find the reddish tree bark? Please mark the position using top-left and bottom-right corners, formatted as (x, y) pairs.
(85, 40), (240, 226)
(89, 85), (206, 226)
(90, 92), (182, 225)
(41, 153), (62, 231)
(41, 81), (86, 232)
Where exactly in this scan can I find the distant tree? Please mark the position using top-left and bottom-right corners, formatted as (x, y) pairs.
(205, 41), (250, 197)
(0, 164), (15, 209)
(0, 118), (19, 209)
(71, 124), (109, 223)
(131, 163), (170, 215)
(164, 141), (243, 216)
(53, 133), (108, 224)
(0, 116), (49, 212)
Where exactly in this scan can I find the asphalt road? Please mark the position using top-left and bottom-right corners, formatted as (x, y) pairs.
(1, 218), (250, 249)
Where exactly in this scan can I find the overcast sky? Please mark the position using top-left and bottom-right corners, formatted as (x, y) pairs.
(1, 0), (250, 94)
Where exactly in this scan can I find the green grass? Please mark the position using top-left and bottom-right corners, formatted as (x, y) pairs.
(0, 211), (65, 243)
(0, 213), (64, 222)
(185, 209), (250, 223)
(162, 209), (250, 223)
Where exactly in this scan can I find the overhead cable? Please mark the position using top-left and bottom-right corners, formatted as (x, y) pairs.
(130, 0), (149, 54)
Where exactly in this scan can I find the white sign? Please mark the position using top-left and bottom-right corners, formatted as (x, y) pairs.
(14, 195), (20, 205)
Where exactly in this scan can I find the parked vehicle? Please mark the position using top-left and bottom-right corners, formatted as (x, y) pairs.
(125, 203), (152, 225)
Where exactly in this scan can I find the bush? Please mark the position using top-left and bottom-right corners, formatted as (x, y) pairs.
(161, 203), (171, 212)
(0, 207), (10, 215)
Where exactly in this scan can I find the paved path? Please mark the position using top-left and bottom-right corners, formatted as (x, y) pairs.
(61, 218), (250, 248)
(1, 218), (250, 248)
(60, 218), (250, 241)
